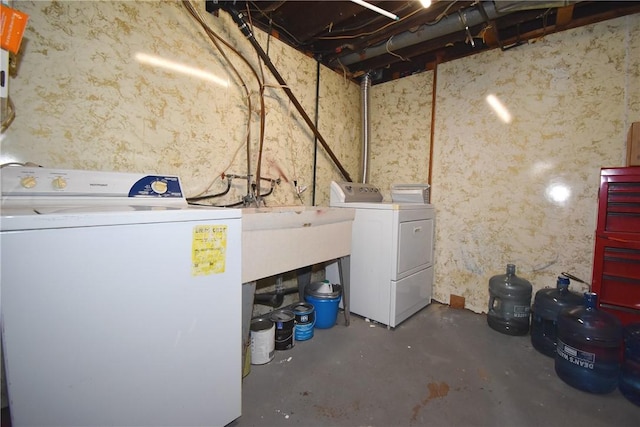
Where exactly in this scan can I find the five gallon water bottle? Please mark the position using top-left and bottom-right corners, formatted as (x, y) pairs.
(487, 264), (532, 336)
(555, 292), (623, 394)
(619, 323), (640, 406)
(530, 276), (583, 357)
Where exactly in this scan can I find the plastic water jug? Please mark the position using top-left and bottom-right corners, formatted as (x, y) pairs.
(555, 292), (623, 394)
(487, 264), (532, 336)
(530, 276), (583, 357)
(619, 323), (640, 406)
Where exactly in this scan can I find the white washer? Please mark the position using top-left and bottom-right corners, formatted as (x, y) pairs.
(0, 167), (242, 426)
(329, 181), (435, 328)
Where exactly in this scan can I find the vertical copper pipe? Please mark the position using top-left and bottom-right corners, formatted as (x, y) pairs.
(428, 60), (438, 203)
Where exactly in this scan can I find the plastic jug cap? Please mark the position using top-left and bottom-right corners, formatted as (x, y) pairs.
(584, 292), (598, 309)
(557, 276), (570, 292)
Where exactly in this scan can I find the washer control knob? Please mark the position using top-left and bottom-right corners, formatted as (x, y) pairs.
(52, 176), (67, 190)
(151, 180), (168, 194)
(20, 176), (37, 189)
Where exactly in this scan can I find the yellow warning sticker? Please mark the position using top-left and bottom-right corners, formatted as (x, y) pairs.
(192, 225), (227, 276)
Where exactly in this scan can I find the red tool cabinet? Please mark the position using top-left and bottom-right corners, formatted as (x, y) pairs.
(591, 167), (640, 325)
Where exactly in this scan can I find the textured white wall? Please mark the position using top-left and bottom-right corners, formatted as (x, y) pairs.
(1, 1), (360, 207)
(369, 14), (640, 313)
(369, 72), (433, 194)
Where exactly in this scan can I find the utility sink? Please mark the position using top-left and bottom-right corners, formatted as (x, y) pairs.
(241, 206), (355, 283)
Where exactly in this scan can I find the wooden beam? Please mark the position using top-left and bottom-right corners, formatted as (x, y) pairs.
(481, 22), (501, 48)
(555, 4), (575, 30)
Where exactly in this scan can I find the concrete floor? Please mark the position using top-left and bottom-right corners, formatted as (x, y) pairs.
(233, 302), (638, 427)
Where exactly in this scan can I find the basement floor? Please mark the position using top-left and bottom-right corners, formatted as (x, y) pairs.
(233, 302), (637, 427)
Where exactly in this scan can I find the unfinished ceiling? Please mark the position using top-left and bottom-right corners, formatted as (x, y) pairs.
(208, 1), (640, 85)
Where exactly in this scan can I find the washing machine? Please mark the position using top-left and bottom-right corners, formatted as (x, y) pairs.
(0, 166), (242, 426)
(329, 181), (435, 328)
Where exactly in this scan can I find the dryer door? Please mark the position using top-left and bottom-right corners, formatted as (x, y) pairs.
(396, 218), (434, 279)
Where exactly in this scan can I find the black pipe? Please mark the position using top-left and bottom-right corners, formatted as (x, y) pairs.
(186, 176), (232, 202)
(312, 60), (320, 206)
(253, 286), (299, 308)
(221, 5), (353, 183)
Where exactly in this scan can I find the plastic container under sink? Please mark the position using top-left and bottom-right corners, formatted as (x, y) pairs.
(304, 281), (342, 329)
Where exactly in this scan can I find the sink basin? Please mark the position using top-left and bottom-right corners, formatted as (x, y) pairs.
(241, 206), (355, 283)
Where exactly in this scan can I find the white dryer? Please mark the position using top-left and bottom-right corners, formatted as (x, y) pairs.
(329, 181), (435, 328)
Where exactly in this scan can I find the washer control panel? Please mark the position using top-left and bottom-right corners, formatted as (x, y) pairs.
(330, 181), (383, 204)
(1, 167), (184, 199)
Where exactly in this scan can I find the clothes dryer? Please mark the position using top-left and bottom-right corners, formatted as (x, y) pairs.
(329, 181), (435, 328)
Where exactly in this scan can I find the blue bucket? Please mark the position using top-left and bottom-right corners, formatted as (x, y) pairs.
(304, 281), (342, 329)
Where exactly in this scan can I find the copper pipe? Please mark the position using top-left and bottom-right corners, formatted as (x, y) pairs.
(427, 60), (438, 202)
(225, 5), (353, 182)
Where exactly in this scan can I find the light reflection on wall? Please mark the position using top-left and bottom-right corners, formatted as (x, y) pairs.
(486, 94), (512, 123)
(531, 161), (553, 177)
(545, 181), (571, 205)
(135, 52), (229, 87)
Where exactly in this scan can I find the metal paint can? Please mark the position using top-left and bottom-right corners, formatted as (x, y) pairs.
(270, 309), (295, 350)
(290, 302), (315, 341)
(250, 317), (275, 365)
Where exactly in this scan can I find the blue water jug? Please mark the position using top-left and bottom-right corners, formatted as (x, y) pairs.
(487, 264), (532, 336)
(530, 276), (583, 357)
(619, 323), (640, 406)
(555, 292), (623, 394)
